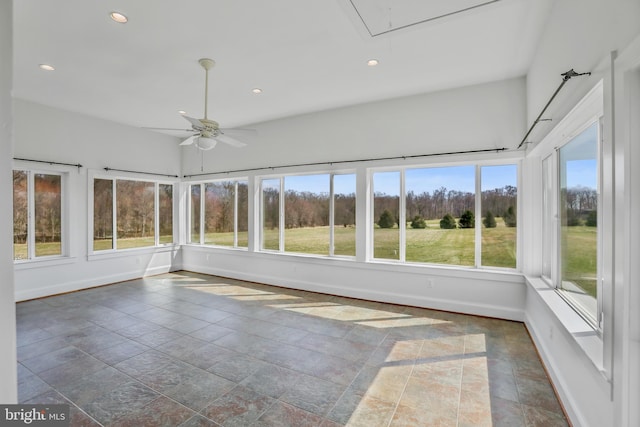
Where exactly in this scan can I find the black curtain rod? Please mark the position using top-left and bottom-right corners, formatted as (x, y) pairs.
(104, 167), (179, 178)
(13, 157), (82, 169)
(183, 147), (508, 178)
(517, 69), (591, 149)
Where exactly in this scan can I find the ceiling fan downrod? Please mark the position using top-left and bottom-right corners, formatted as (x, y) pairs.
(198, 58), (215, 120)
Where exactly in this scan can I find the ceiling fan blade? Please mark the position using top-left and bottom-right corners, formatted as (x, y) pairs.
(143, 127), (193, 132)
(216, 133), (247, 147)
(179, 135), (198, 146)
(182, 115), (205, 130)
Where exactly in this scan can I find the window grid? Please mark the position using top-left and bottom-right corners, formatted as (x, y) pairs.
(92, 177), (174, 253)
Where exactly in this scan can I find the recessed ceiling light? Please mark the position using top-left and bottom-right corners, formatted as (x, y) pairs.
(109, 12), (128, 23)
(367, 59), (379, 67)
(39, 64), (55, 71)
(252, 88), (263, 94)
(178, 110), (187, 115)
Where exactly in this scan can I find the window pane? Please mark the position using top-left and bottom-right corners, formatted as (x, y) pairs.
(405, 166), (475, 266)
(13, 171), (28, 260)
(116, 180), (155, 249)
(190, 184), (201, 243)
(159, 184), (173, 244)
(284, 174), (330, 255)
(205, 181), (235, 246)
(93, 178), (113, 251)
(333, 174), (356, 256)
(559, 123), (598, 320)
(481, 165), (517, 268)
(373, 171), (400, 260)
(237, 181), (249, 248)
(34, 174), (62, 257)
(262, 179), (280, 250)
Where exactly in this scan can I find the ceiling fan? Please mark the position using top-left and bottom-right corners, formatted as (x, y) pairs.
(164, 58), (249, 151)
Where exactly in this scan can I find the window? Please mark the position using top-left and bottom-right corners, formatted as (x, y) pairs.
(373, 171), (400, 260)
(93, 179), (113, 251)
(260, 173), (357, 256)
(480, 165), (517, 268)
(284, 174), (330, 255)
(13, 170), (65, 260)
(190, 184), (201, 244)
(405, 166), (475, 266)
(371, 163), (517, 268)
(158, 184), (173, 245)
(537, 82), (604, 330)
(92, 177), (174, 251)
(116, 180), (155, 249)
(188, 180), (248, 248)
(261, 179), (280, 250)
(559, 123), (599, 322)
(332, 174), (356, 256)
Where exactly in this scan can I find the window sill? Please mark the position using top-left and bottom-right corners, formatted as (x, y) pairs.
(14, 256), (77, 270)
(525, 276), (606, 375)
(87, 244), (179, 261)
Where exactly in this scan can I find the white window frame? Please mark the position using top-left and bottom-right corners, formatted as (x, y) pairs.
(187, 179), (249, 249)
(12, 166), (69, 263)
(368, 161), (520, 270)
(533, 80), (605, 332)
(89, 171), (177, 254)
(258, 171), (357, 257)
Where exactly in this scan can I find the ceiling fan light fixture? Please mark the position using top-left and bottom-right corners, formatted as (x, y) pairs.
(196, 137), (217, 151)
(178, 110), (187, 115)
(39, 64), (55, 71)
(367, 59), (379, 67)
(252, 88), (263, 94)
(109, 12), (128, 23)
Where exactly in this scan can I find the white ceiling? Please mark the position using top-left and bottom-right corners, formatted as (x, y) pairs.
(13, 0), (554, 133)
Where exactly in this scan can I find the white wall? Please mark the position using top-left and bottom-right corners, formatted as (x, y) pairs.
(525, 0), (640, 143)
(181, 77), (528, 321)
(1, 0), (17, 404)
(182, 77), (526, 175)
(13, 100), (183, 300)
(522, 1), (640, 426)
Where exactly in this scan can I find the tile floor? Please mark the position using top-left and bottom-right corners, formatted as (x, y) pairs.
(17, 271), (568, 426)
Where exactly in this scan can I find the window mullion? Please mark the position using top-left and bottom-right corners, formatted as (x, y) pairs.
(329, 174), (335, 256)
(234, 181), (239, 248)
(200, 183), (205, 245)
(112, 179), (117, 250)
(154, 183), (160, 246)
(279, 177), (284, 252)
(27, 171), (35, 260)
(475, 165), (482, 267)
(399, 170), (406, 262)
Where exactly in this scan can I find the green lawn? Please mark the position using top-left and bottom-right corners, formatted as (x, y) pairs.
(15, 226), (596, 298)
(561, 225), (598, 297)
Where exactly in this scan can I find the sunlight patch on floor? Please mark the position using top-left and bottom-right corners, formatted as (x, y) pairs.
(283, 305), (411, 322)
(357, 316), (448, 329)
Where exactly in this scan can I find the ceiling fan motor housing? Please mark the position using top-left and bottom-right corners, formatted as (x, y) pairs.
(200, 118), (220, 134)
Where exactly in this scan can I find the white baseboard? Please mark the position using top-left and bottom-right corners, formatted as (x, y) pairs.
(15, 265), (175, 301)
(182, 263), (524, 321)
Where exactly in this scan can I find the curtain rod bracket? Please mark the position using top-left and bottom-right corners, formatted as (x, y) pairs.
(516, 68), (591, 149)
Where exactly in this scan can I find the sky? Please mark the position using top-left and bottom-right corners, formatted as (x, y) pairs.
(561, 123), (598, 190)
(265, 164), (521, 196)
(374, 164), (518, 196)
